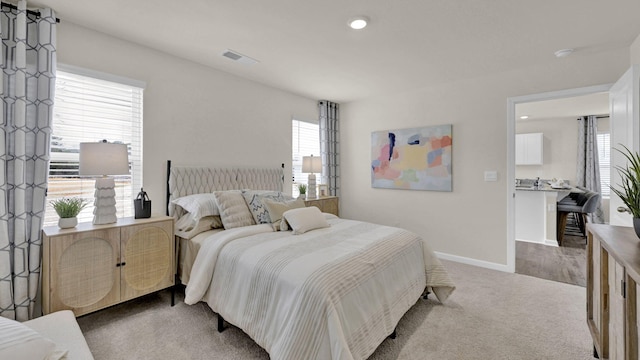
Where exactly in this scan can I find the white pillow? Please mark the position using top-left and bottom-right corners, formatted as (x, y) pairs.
(172, 193), (220, 219)
(213, 191), (255, 229)
(0, 315), (67, 360)
(282, 206), (330, 235)
(263, 198), (306, 231)
(175, 215), (223, 239)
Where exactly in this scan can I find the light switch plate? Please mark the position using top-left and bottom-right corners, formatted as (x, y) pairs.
(484, 170), (498, 182)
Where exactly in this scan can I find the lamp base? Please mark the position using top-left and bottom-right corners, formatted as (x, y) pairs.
(93, 177), (117, 225)
(306, 173), (317, 200)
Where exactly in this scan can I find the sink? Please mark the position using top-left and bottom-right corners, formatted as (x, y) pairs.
(515, 185), (534, 190)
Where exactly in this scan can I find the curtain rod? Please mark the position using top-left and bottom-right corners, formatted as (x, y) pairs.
(576, 115), (609, 120)
(1, 2), (60, 23)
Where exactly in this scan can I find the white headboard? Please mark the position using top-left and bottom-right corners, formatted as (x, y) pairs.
(166, 161), (284, 217)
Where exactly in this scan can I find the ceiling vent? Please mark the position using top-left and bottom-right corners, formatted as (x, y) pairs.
(221, 49), (259, 65)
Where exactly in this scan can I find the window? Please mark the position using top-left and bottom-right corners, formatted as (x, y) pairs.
(597, 132), (610, 197)
(45, 67), (144, 226)
(292, 119), (320, 196)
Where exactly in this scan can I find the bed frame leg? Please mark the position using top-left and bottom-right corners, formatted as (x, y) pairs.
(423, 291), (430, 300)
(389, 329), (397, 339)
(217, 314), (225, 333)
(593, 345), (599, 358)
(171, 274), (178, 307)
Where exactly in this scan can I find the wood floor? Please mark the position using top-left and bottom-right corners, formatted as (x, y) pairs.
(515, 235), (586, 287)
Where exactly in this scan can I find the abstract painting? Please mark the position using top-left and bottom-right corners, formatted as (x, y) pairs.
(371, 124), (452, 191)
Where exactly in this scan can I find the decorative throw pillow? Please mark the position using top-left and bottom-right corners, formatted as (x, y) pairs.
(282, 206), (330, 235)
(214, 190), (255, 229)
(0, 315), (67, 360)
(241, 190), (289, 224)
(263, 198), (306, 231)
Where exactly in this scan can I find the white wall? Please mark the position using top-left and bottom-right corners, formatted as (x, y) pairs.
(515, 117), (579, 183)
(341, 48), (630, 266)
(56, 22), (317, 216)
(631, 33), (640, 65)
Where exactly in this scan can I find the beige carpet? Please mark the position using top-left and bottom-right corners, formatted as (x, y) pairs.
(77, 260), (593, 359)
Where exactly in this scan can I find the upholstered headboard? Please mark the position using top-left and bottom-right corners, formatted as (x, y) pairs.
(166, 160), (284, 217)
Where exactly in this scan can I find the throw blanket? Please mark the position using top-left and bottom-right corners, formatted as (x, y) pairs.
(185, 218), (455, 360)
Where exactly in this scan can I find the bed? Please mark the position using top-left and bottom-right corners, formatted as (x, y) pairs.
(167, 161), (455, 360)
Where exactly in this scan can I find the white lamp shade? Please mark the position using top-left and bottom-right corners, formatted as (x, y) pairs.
(302, 155), (322, 173)
(79, 142), (130, 176)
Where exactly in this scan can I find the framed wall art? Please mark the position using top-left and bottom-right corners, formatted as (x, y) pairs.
(371, 124), (452, 191)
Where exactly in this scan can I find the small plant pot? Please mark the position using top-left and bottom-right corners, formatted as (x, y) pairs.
(634, 218), (640, 239)
(298, 194), (306, 200)
(58, 217), (78, 229)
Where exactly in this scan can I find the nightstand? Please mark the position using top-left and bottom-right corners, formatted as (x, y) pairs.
(42, 216), (174, 316)
(304, 196), (339, 217)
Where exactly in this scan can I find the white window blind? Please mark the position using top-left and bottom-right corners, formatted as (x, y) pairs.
(45, 69), (143, 226)
(597, 132), (610, 197)
(292, 119), (320, 196)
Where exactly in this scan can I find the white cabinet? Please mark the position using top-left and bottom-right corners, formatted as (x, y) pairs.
(515, 133), (543, 165)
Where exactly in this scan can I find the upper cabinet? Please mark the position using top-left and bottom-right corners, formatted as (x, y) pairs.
(515, 132), (544, 165)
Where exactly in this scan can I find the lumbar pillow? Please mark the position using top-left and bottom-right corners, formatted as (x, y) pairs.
(282, 206), (330, 235)
(0, 315), (67, 360)
(213, 190), (255, 229)
(263, 198), (306, 231)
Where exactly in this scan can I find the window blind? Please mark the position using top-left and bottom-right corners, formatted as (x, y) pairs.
(597, 132), (610, 197)
(45, 70), (143, 226)
(292, 119), (320, 196)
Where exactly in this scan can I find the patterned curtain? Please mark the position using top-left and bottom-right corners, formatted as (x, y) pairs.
(0, 1), (56, 321)
(319, 101), (339, 196)
(576, 115), (604, 224)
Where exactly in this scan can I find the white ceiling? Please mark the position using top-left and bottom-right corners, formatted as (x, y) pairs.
(32, 0), (640, 103)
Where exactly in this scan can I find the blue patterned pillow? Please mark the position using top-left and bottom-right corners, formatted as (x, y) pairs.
(242, 190), (290, 224)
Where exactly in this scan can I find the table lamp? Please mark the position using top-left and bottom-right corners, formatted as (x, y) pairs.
(79, 140), (129, 224)
(302, 154), (322, 200)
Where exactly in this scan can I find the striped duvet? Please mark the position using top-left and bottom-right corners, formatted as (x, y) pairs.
(185, 217), (455, 360)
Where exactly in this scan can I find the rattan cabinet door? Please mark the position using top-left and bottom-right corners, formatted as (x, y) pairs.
(120, 219), (174, 301)
(48, 228), (121, 316)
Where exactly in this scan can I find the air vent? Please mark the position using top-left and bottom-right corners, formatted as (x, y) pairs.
(221, 49), (259, 65)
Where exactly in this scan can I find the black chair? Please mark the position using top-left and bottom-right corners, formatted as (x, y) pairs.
(557, 190), (600, 246)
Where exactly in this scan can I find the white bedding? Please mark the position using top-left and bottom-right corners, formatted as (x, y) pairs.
(177, 228), (225, 285)
(185, 218), (455, 360)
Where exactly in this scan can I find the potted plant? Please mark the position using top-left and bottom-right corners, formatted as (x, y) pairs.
(51, 197), (88, 229)
(297, 184), (307, 199)
(611, 145), (640, 237)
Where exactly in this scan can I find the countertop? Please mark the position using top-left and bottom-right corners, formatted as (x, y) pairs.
(515, 184), (573, 192)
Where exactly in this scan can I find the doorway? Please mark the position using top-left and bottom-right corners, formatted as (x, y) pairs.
(513, 93), (609, 285)
(506, 84), (612, 277)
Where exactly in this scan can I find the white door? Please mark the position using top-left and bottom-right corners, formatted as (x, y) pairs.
(609, 65), (639, 227)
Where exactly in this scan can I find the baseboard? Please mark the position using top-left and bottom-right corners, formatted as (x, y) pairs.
(515, 238), (559, 247)
(434, 251), (511, 273)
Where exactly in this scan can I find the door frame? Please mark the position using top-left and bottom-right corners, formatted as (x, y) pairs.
(506, 83), (613, 272)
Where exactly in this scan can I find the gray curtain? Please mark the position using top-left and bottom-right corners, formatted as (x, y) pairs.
(319, 101), (339, 196)
(576, 115), (604, 224)
(0, 1), (56, 321)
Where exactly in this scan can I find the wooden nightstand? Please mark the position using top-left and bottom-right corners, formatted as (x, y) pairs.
(42, 216), (174, 316)
(304, 196), (339, 217)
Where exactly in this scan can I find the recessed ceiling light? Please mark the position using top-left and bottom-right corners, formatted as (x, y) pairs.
(554, 49), (573, 58)
(520, 115), (529, 120)
(348, 16), (369, 30)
